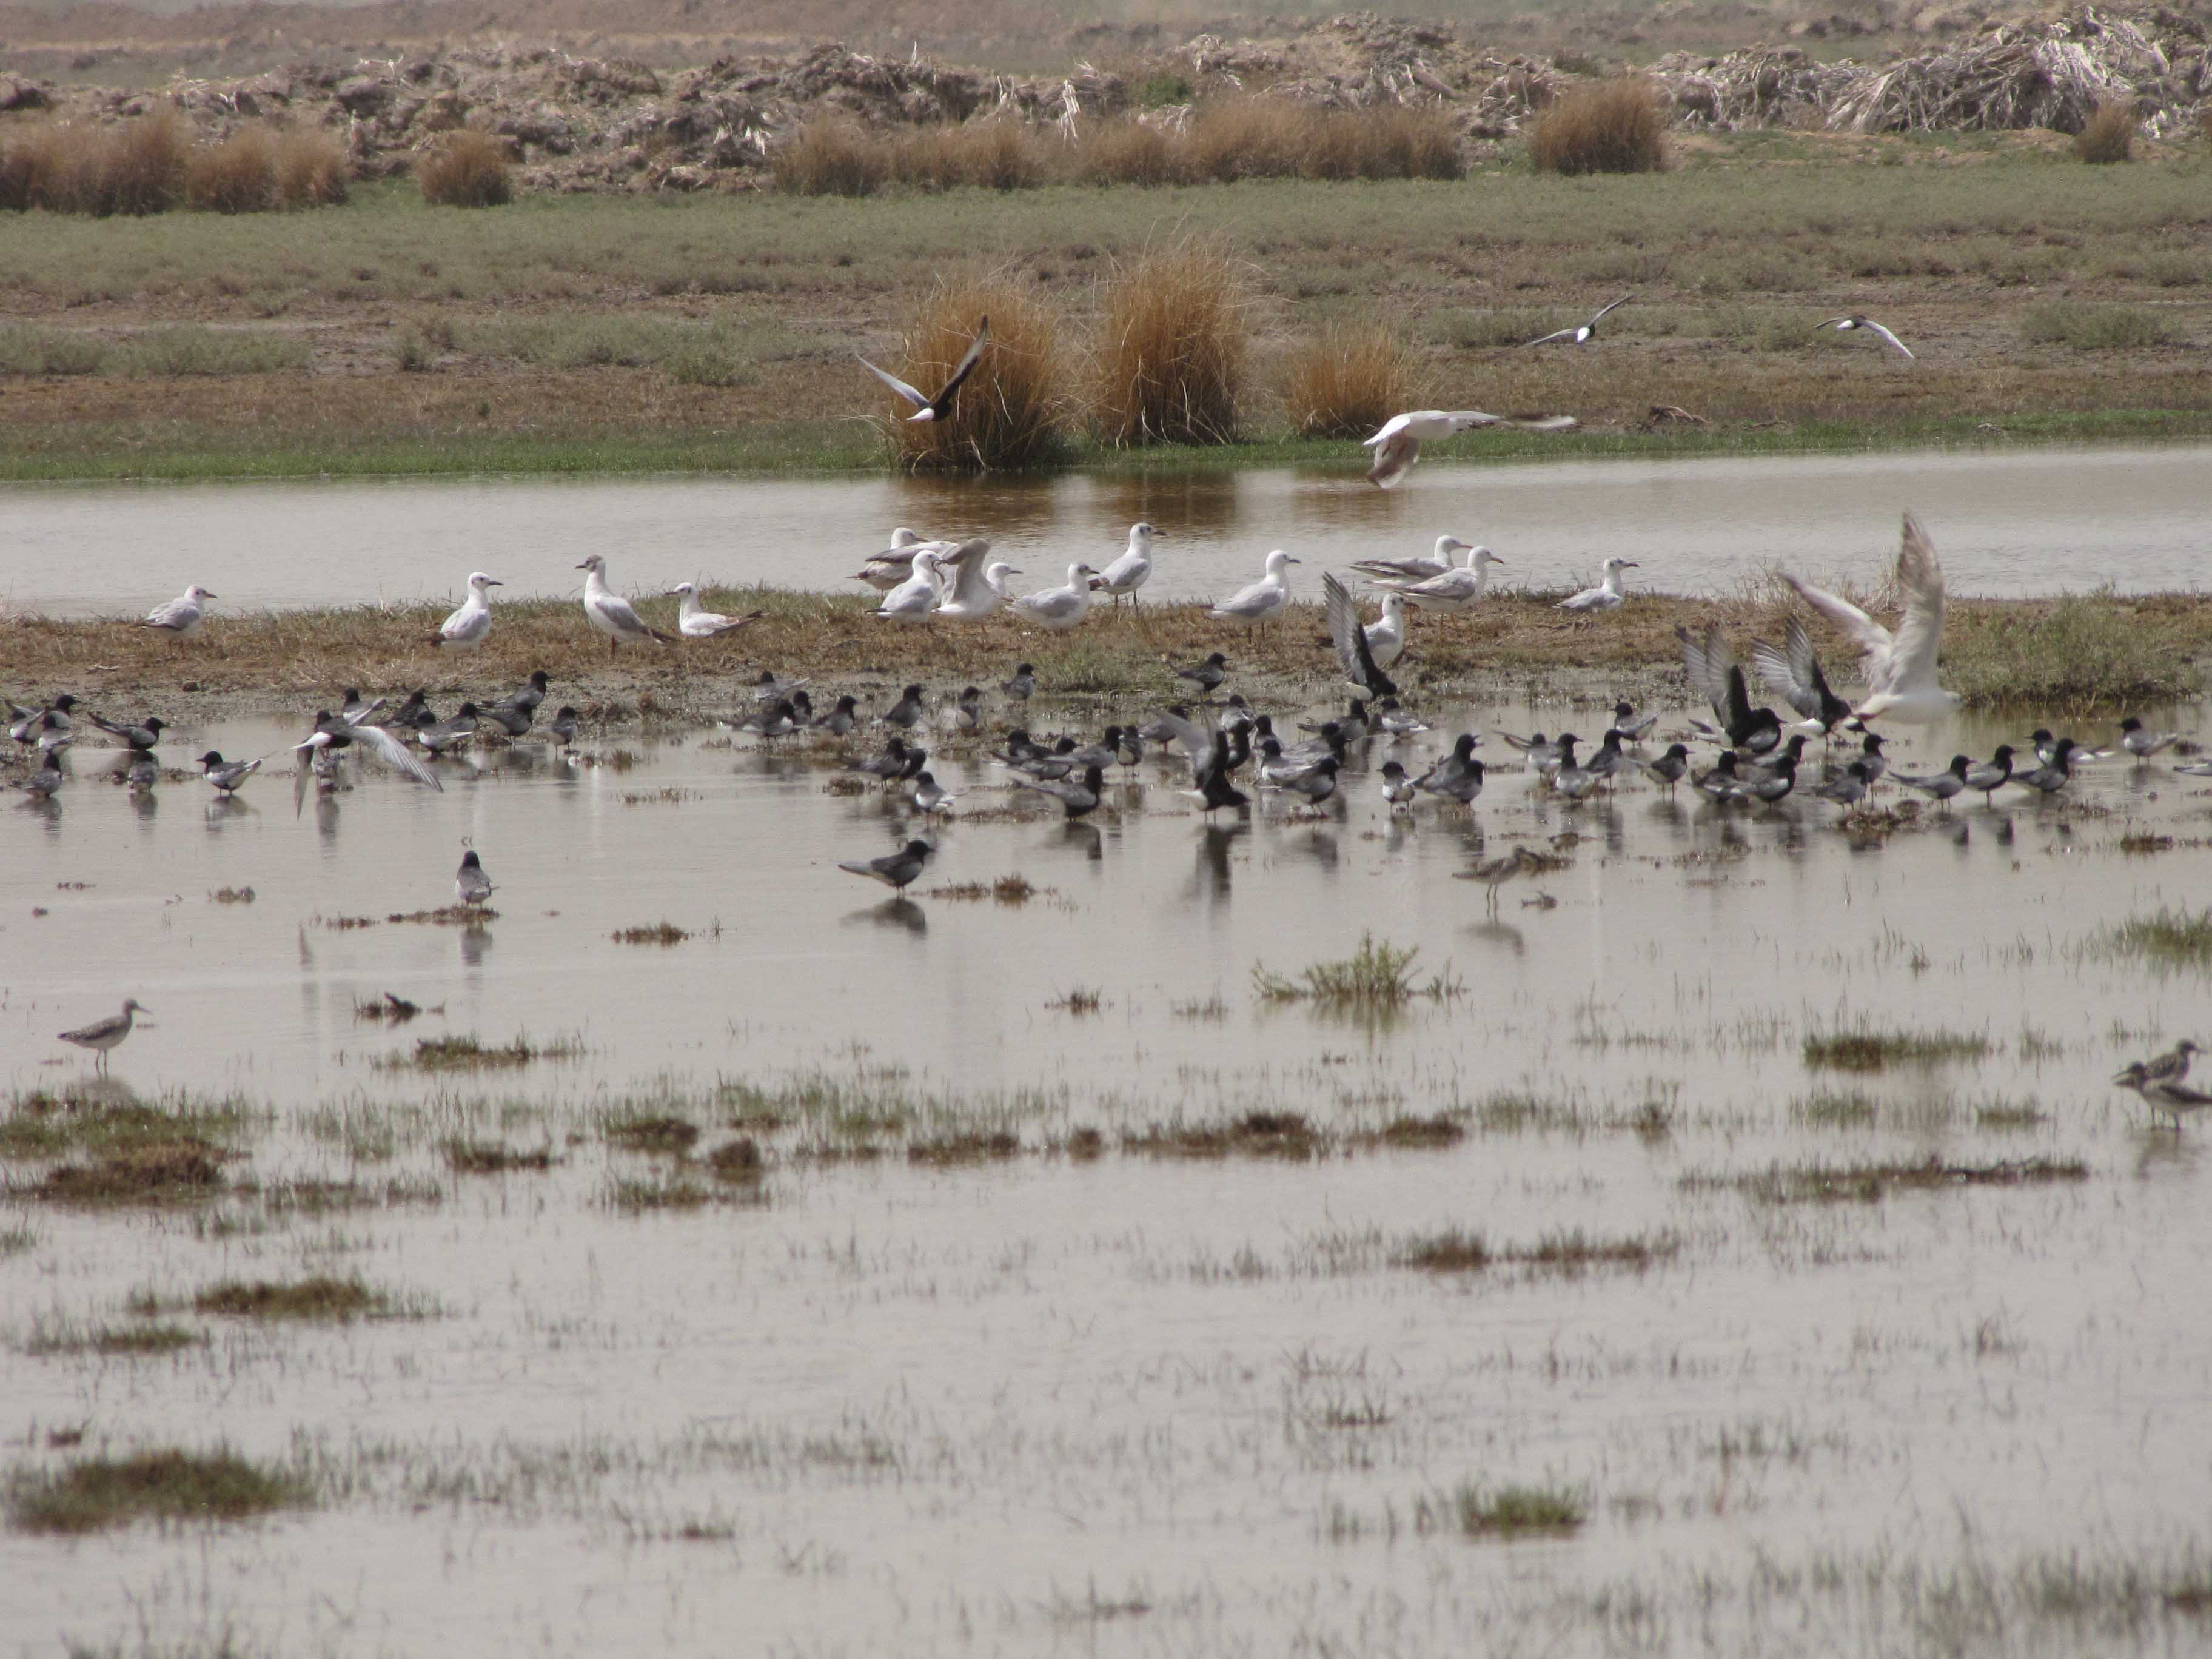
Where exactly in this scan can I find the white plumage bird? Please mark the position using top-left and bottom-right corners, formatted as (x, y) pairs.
(1350, 535), (1476, 585)
(668, 583), (762, 638)
(1780, 514), (1960, 724)
(1011, 563), (1100, 631)
(144, 585), (215, 635)
(1362, 409), (1578, 489)
(435, 572), (501, 649)
(576, 554), (672, 657)
(1557, 557), (1639, 614)
(932, 540), (1020, 622)
(1088, 522), (1163, 608)
(872, 552), (945, 623)
(1817, 314), (1915, 360)
(1370, 543), (1504, 612)
(1210, 550), (1299, 631)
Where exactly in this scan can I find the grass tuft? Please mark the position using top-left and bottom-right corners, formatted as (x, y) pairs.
(1445, 1481), (1589, 1536)
(1253, 933), (1460, 1011)
(1094, 241), (1247, 447)
(5, 1448), (307, 1533)
(34, 1142), (229, 1205)
(2020, 302), (2170, 350)
(1528, 77), (1668, 176)
(772, 119), (890, 197)
(1281, 321), (1416, 440)
(192, 1275), (393, 1321)
(1803, 1025), (1989, 1072)
(418, 130), (513, 208)
(2074, 102), (2135, 164)
(387, 1033), (580, 1071)
(612, 922), (691, 945)
(2086, 907), (2212, 973)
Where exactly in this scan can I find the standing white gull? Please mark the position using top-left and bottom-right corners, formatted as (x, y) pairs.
(1350, 535), (1478, 585)
(1558, 557), (1638, 614)
(1817, 315), (1915, 360)
(1210, 551), (1299, 632)
(857, 318), (990, 423)
(1525, 295), (1629, 347)
(435, 572), (501, 649)
(871, 552), (945, 623)
(668, 583), (763, 638)
(1363, 410), (1577, 490)
(144, 585), (215, 635)
(575, 554), (672, 657)
(933, 541), (1021, 622)
(1088, 522), (1163, 608)
(1780, 514), (1959, 724)
(1010, 563), (1099, 632)
(1369, 543), (1504, 613)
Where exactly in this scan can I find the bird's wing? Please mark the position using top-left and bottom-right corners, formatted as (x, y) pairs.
(144, 598), (192, 628)
(1816, 317), (1856, 330)
(1213, 580), (1268, 615)
(1366, 429), (1418, 489)
(352, 723), (444, 791)
(292, 751), (312, 816)
(1441, 409), (1507, 431)
(1495, 413), (1579, 432)
(1349, 557), (1430, 580)
(1675, 624), (1734, 719)
(1588, 296), (1629, 326)
(1524, 326), (1578, 347)
(1781, 573), (1895, 685)
(1323, 572), (1393, 696)
(1884, 514), (1946, 694)
(939, 539), (994, 606)
(1751, 631), (1818, 719)
(344, 697), (388, 726)
(1014, 774), (1076, 803)
(931, 318), (991, 404)
(596, 593), (663, 637)
(1865, 321), (1915, 360)
(1152, 707), (1218, 786)
(856, 355), (929, 409)
(1362, 412), (1415, 449)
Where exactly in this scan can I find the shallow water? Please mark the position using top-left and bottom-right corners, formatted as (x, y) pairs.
(7, 441), (2210, 619)
(5, 693), (2211, 1657)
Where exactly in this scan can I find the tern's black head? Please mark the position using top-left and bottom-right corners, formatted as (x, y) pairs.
(457, 703), (480, 717)
(2029, 728), (2054, 745)
(2119, 717), (2142, 732)
(1599, 729), (1623, 751)
(1948, 754), (1969, 775)
(835, 695), (857, 711)
(1082, 765), (1105, 789)
(1259, 737), (1284, 759)
(902, 839), (933, 857)
(1382, 760), (1404, 778)
(142, 717), (165, 733)
(199, 750), (224, 766)
(1861, 732), (1886, 752)
(886, 737), (908, 756)
(1016, 663), (1033, 674)
(460, 851), (482, 870)
(959, 685), (979, 700)
(1989, 745), (2015, 764)
(528, 671), (549, 691)
(1662, 743), (1689, 760)
(1614, 701), (1634, 719)
(1053, 737), (1076, 755)
(54, 694), (78, 711)
(903, 683), (922, 699)
(1102, 725), (1122, 743)
(1452, 734), (1476, 760)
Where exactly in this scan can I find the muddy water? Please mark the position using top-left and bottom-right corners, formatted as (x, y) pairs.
(5, 696), (2212, 1657)
(7, 441), (2209, 619)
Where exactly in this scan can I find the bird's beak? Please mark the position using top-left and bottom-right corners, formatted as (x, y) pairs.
(486, 579), (503, 587)
(201, 591), (218, 598)
(1623, 562), (1640, 569)
(575, 560), (592, 570)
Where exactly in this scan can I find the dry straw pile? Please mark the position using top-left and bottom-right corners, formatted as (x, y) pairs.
(418, 130), (514, 207)
(1527, 77), (1669, 175)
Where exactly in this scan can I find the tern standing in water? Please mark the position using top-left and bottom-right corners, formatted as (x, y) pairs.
(455, 849), (495, 909)
(839, 839), (935, 893)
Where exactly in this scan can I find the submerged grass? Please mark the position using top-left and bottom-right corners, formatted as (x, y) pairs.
(2084, 907), (2212, 974)
(1253, 933), (1460, 1011)
(25, 1318), (204, 1357)
(1399, 1227), (1677, 1274)
(383, 1033), (583, 1072)
(1426, 1481), (1589, 1537)
(6, 1448), (308, 1533)
(0, 1092), (259, 1161)
(192, 1275), (399, 1321)
(1803, 1025), (1990, 1072)
(1689, 1155), (2088, 1205)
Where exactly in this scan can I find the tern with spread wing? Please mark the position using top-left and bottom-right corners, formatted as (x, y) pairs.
(293, 707), (443, 816)
(931, 540), (1020, 622)
(1752, 615), (1855, 735)
(857, 318), (990, 423)
(1780, 514), (1959, 723)
(1817, 315), (1914, 360)
(1525, 295), (1628, 347)
(1322, 572), (1399, 700)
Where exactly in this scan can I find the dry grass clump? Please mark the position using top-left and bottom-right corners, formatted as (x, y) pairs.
(875, 278), (1072, 471)
(2074, 101), (2135, 163)
(890, 119), (1046, 192)
(1282, 321), (1418, 439)
(1094, 243), (1248, 446)
(184, 126), (276, 212)
(772, 119), (890, 196)
(418, 130), (514, 207)
(272, 127), (350, 207)
(1528, 76), (1669, 175)
(7, 1448), (307, 1533)
(0, 112), (189, 214)
(1069, 118), (1183, 186)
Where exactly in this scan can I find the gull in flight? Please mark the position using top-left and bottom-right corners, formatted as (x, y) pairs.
(1752, 615), (1856, 735)
(668, 583), (763, 638)
(1526, 295), (1629, 347)
(1350, 535), (1480, 585)
(577, 554), (672, 657)
(873, 552), (946, 623)
(1088, 523), (1163, 609)
(1781, 514), (1959, 723)
(1011, 563), (1099, 631)
(931, 540), (1021, 622)
(1322, 572), (1398, 700)
(292, 706), (443, 816)
(1210, 551), (1298, 632)
(1363, 411), (1577, 489)
(144, 585), (215, 635)
(59, 998), (149, 1073)
(857, 318), (990, 423)
(1558, 557), (1638, 614)
(1817, 315), (1914, 360)
(455, 848), (495, 909)
(1369, 543), (1504, 612)
(436, 572), (501, 649)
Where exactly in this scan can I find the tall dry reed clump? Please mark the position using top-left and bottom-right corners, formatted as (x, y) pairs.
(772, 120), (890, 196)
(418, 130), (513, 207)
(890, 120), (1047, 191)
(184, 126), (350, 211)
(874, 280), (1072, 472)
(1281, 323), (1418, 439)
(2074, 101), (2135, 163)
(0, 112), (189, 214)
(1181, 98), (1461, 183)
(1527, 77), (1669, 176)
(1094, 244), (1248, 446)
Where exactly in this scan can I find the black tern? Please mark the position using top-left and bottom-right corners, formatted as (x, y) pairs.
(1175, 652), (1230, 694)
(198, 751), (261, 794)
(1644, 743), (1691, 794)
(1018, 763), (1106, 819)
(1280, 756), (1339, 810)
(1526, 295), (1628, 347)
(908, 771), (957, 815)
(1322, 571), (1398, 700)
(1607, 701), (1659, 743)
(1895, 754), (1970, 809)
(816, 694), (860, 736)
(1002, 663), (1036, 702)
(2008, 738), (2079, 794)
(89, 712), (166, 751)
(1153, 706), (1250, 814)
(293, 709), (443, 816)
(857, 317), (989, 423)
(1379, 759), (1416, 811)
(881, 684), (927, 729)
(20, 751), (64, 799)
(953, 686), (984, 732)
(495, 671), (551, 716)
(1415, 735), (1486, 809)
(455, 848), (494, 908)
(414, 706), (480, 755)
(1754, 615), (1855, 736)
(1811, 760), (1875, 810)
(847, 738), (913, 783)
(1680, 625), (1783, 756)
(2118, 717), (2179, 760)
(840, 837), (936, 891)
(549, 706), (581, 747)
(1963, 746), (2018, 804)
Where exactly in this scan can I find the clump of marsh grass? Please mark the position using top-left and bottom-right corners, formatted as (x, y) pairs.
(5, 1448), (308, 1533)
(25, 1316), (203, 1357)
(192, 1275), (396, 1321)
(771, 119), (890, 196)
(907, 1130), (1021, 1165)
(603, 1113), (702, 1153)
(1421, 1481), (1588, 1537)
(1802, 1024), (1988, 1072)
(443, 1139), (557, 1174)
(2074, 102), (2135, 163)
(1689, 1155), (2087, 1205)
(383, 1033), (580, 1071)
(1281, 321), (1417, 440)
(1527, 76), (1668, 175)
(1945, 594), (2197, 709)
(1094, 243), (1247, 447)
(1253, 932), (1460, 1011)
(873, 277), (1072, 472)
(889, 119), (1046, 192)
(2085, 906), (2212, 973)
(612, 922), (690, 945)
(33, 1142), (230, 1205)
(418, 130), (513, 207)
(1124, 1111), (1318, 1160)
(2020, 301), (2170, 350)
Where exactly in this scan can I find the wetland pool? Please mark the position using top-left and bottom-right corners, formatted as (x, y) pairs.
(4, 692), (2212, 1658)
